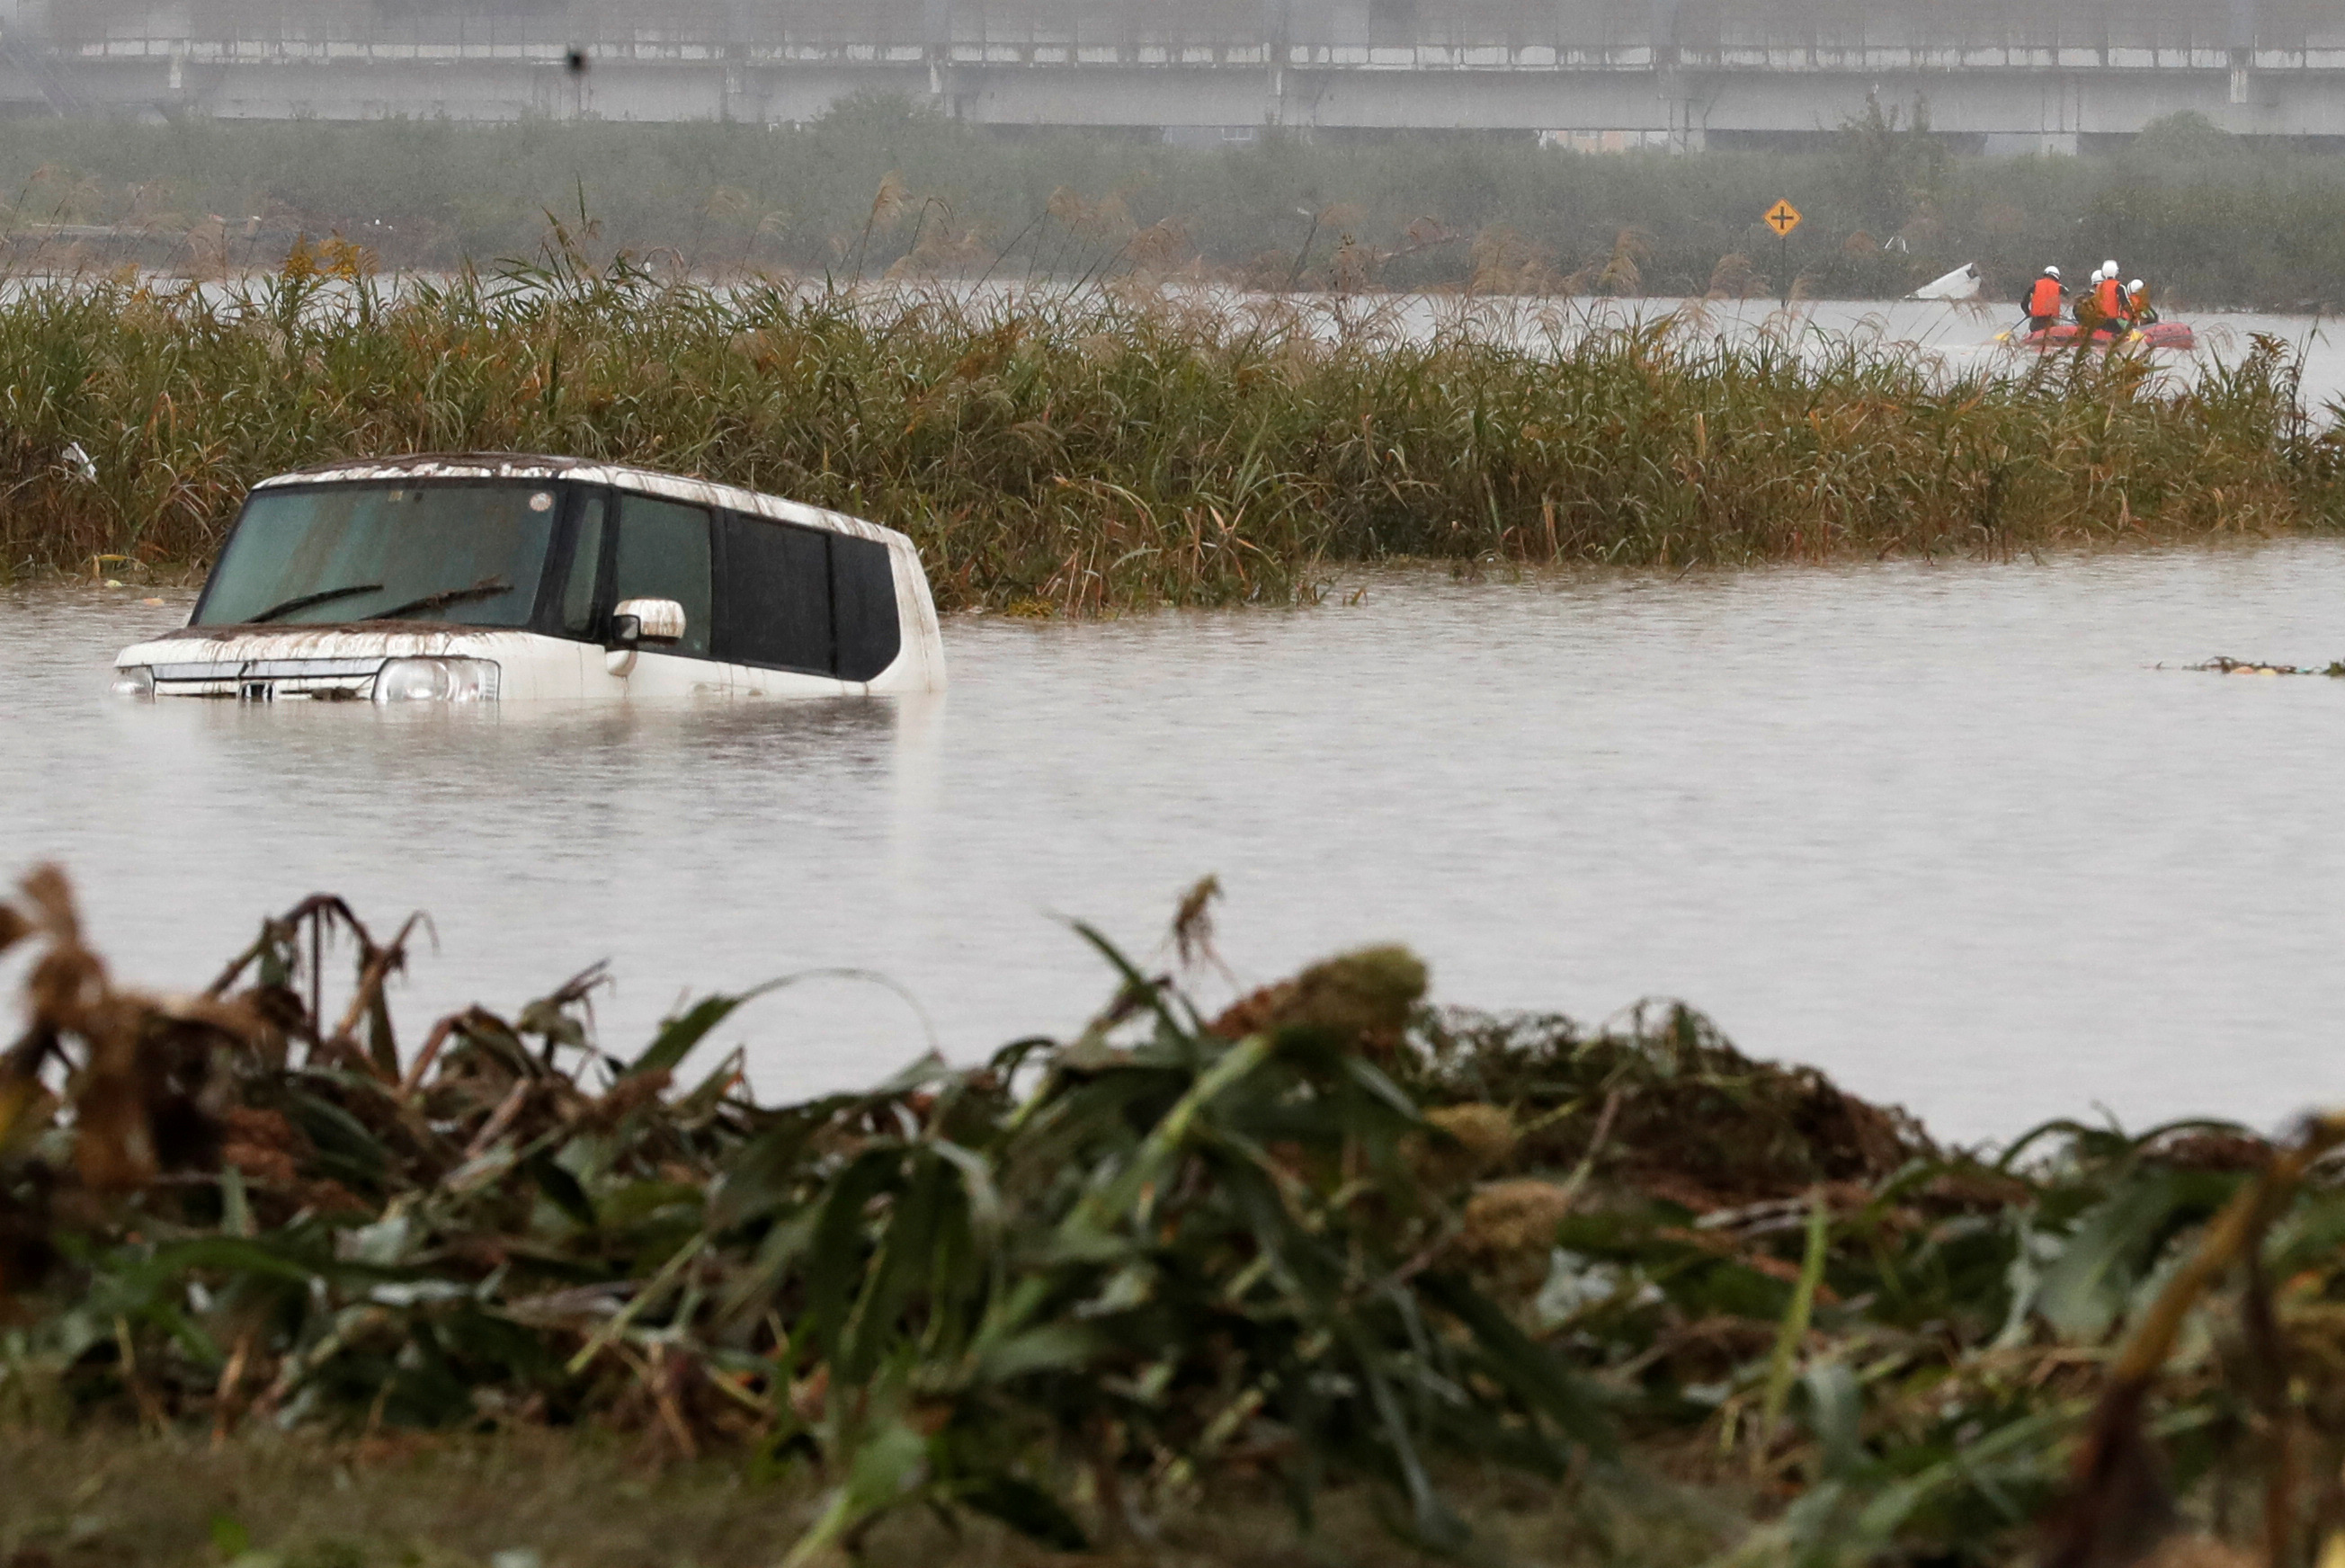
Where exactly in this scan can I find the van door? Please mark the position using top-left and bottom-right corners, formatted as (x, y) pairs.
(830, 531), (903, 682)
(713, 511), (835, 688)
(609, 494), (725, 696)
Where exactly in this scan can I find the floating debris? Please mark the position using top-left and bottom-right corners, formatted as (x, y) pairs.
(2178, 655), (2345, 676)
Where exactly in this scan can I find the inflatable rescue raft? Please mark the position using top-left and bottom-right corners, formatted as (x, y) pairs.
(1997, 321), (2198, 351)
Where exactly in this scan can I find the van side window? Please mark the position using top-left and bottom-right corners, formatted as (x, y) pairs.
(831, 532), (902, 682)
(612, 496), (713, 658)
(559, 494), (605, 637)
(716, 512), (833, 674)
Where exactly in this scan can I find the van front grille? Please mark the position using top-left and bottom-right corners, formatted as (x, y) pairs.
(151, 657), (387, 699)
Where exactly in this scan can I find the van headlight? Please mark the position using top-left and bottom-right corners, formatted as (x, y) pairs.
(110, 665), (155, 698)
(372, 657), (499, 703)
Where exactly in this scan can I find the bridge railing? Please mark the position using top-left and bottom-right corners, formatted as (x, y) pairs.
(39, 0), (2344, 58)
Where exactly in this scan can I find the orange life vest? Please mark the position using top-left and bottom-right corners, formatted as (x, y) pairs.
(2094, 276), (2124, 318)
(2027, 276), (2063, 316)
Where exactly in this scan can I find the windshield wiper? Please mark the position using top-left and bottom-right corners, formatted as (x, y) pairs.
(245, 582), (384, 625)
(365, 575), (514, 622)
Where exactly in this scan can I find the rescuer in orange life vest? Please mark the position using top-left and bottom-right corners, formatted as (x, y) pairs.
(2087, 261), (2130, 335)
(2021, 265), (2064, 336)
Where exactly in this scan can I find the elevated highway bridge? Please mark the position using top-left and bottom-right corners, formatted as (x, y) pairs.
(2, 0), (2341, 150)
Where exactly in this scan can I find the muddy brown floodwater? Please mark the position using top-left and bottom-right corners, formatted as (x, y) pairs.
(10, 543), (2345, 1145)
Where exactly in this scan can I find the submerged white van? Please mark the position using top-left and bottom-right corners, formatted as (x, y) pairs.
(111, 455), (945, 701)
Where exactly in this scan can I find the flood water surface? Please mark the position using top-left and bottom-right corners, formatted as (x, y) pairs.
(11, 547), (2345, 1145)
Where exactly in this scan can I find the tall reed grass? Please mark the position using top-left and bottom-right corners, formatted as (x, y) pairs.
(2, 238), (2337, 611)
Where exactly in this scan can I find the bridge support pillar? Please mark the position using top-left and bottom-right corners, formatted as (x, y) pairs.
(1657, 67), (1707, 153)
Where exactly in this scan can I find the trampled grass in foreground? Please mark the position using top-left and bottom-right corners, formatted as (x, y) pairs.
(2, 864), (2342, 1566)
(0, 238), (2340, 612)
(0, 1426), (1730, 1568)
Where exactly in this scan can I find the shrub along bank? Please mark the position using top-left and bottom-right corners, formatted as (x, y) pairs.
(3, 243), (2340, 610)
(2, 101), (2343, 308)
(0, 865), (2336, 1566)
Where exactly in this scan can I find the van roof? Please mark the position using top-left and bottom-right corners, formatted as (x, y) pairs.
(259, 453), (909, 551)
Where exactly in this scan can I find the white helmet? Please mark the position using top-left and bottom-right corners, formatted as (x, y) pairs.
(2090, 265), (2106, 283)
(2128, 279), (2144, 293)
(2103, 259), (2118, 276)
(2044, 264), (2061, 279)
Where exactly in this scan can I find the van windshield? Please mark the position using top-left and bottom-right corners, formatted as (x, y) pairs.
(195, 481), (560, 628)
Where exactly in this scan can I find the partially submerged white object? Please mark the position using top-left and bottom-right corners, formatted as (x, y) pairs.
(1908, 262), (1982, 301)
(111, 454), (945, 702)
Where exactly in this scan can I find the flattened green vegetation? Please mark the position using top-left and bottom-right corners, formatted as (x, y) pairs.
(0, 865), (2333, 1565)
(0, 1429), (1727, 1568)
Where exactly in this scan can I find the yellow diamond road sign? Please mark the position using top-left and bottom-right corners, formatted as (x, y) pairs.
(1764, 200), (1803, 237)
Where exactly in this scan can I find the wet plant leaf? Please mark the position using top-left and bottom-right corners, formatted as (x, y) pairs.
(947, 1472), (1089, 1551)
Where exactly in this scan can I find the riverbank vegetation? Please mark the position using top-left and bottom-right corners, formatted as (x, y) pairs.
(2, 863), (2341, 1566)
(2, 99), (2342, 307)
(3, 240), (2339, 610)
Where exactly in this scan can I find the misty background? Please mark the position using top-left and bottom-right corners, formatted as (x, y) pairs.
(0, 0), (2339, 302)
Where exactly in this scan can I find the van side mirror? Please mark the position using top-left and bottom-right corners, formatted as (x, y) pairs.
(610, 597), (686, 647)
